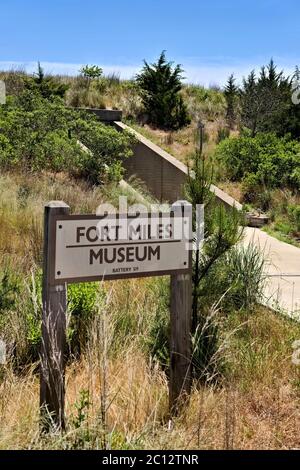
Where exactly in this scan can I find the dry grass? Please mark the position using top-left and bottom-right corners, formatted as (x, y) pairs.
(0, 171), (145, 272)
(1, 290), (300, 449)
(127, 121), (226, 166)
(1, 170), (300, 450)
(218, 181), (243, 203)
(0, 172), (101, 273)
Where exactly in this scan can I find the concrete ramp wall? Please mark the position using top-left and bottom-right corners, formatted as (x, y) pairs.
(114, 121), (243, 210)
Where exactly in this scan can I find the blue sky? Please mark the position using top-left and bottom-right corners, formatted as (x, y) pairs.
(1, 0), (300, 86)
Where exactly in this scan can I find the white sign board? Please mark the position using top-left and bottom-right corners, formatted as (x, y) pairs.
(53, 214), (191, 283)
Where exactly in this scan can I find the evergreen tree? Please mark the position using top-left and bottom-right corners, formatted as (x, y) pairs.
(25, 62), (69, 100)
(224, 74), (238, 129)
(185, 128), (243, 380)
(285, 66), (300, 138)
(136, 51), (190, 130)
(240, 59), (294, 137)
(240, 70), (260, 137)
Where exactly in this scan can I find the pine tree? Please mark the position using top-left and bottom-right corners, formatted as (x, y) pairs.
(136, 51), (190, 130)
(184, 128), (243, 380)
(35, 62), (45, 84)
(29, 62), (69, 100)
(240, 60), (293, 137)
(224, 74), (238, 130)
(240, 70), (260, 136)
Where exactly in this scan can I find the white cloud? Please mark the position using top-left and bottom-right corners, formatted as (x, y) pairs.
(0, 61), (139, 79)
(0, 58), (298, 87)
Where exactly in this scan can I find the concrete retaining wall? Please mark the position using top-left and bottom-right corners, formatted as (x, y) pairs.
(73, 108), (122, 123)
(76, 107), (242, 209)
(114, 121), (243, 210)
(114, 122), (187, 202)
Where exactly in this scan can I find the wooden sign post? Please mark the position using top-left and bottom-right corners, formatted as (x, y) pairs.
(169, 202), (192, 414)
(41, 201), (70, 431)
(40, 200), (193, 430)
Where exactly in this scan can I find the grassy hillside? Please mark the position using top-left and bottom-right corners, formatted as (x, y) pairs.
(0, 69), (227, 164)
(0, 172), (300, 449)
(0, 66), (299, 449)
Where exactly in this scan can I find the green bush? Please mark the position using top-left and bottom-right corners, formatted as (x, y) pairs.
(192, 311), (221, 383)
(23, 272), (42, 360)
(0, 135), (14, 167)
(80, 64), (103, 80)
(24, 63), (69, 100)
(0, 268), (105, 364)
(0, 266), (21, 314)
(0, 88), (135, 183)
(216, 126), (230, 143)
(291, 167), (300, 188)
(288, 204), (300, 232)
(241, 173), (262, 204)
(215, 133), (300, 191)
(74, 116), (135, 183)
(68, 282), (102, 355)
(144, 278), (170, 369)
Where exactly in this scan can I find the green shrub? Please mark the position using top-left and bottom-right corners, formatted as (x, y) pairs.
(291, 167), (300, 189)
(288, 204), (300, 231)
(68, 282), (102, 355)
(217, 126), (230, 143)
(0, 89), (135, 183)
(215, 133), (300, 191)
(0, 135), (14, 167)
(0, 270), (42, 365)
(80, 65), (103, 80)
(75, 117), (135, 183)
(0, 266), (21, 314)
(144, 278), (170, 369)
(274, 219), (294, 235)
(71, 389), (91, 430)
(239, 60), (300, 139)
(24, 63), (69, 100)
(0, 269), (105, 364)
(23, 272), (42, 360)
(257, 190), (272, 212)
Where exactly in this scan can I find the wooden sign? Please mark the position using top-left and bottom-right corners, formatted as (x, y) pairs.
(40, 201), (193, 432)
(53, 213), (191, 284)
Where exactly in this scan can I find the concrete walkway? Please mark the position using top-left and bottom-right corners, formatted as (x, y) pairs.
(243, 227), (300, 319)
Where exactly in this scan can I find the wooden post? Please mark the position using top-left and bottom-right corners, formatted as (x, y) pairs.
(169, 202), (193, 414)
(40, 201), (70, 432)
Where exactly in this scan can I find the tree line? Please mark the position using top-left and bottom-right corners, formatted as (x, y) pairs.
(225, 60), (300, 138)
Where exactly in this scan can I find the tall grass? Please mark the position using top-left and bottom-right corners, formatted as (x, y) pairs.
(1, 299), (300, 449)
(1, 170), (300, 449)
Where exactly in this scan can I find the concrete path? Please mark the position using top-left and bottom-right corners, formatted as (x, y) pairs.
(243, 227), (300, 319)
